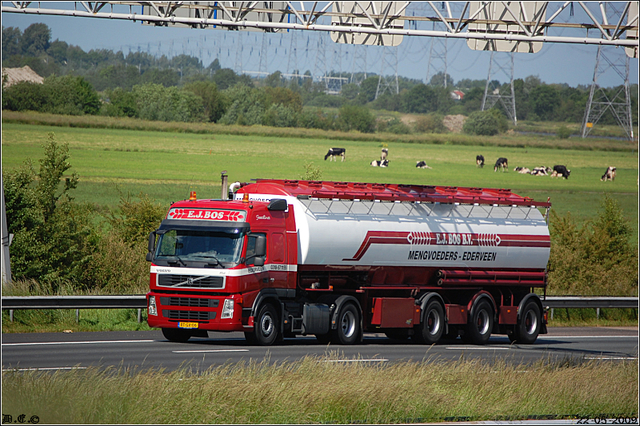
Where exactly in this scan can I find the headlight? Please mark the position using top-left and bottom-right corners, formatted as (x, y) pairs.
(221, 299), (234, 319)
(148, 296), (157, 316)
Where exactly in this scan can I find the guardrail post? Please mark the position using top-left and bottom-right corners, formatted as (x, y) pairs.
(10, 309), (13, 322)
(137, 309), (141, 323)
(596, 308), (600, 320)
(550, 308), (554, 321)
(76, 309), (79, 323)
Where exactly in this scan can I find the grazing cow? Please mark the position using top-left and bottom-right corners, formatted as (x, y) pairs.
(494, 157), (508, 172)
(530, 166), (551, 176)
(476, 155), (485, 168)
(371, 159), (389, 167)
(514, 167), (531, 174)
(601, 166), (616, 181)
(416, 161), (432, 169)
(381, 148), (389, 161)
(551, 165), (571, 179)
(324, 147), (346, 162)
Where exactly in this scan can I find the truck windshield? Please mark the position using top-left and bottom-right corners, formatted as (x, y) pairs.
(155, 229), (244, 267)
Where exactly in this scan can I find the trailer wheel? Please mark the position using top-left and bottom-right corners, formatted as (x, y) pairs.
(466, 300), (493, 345)
(509, 301), (541, 344)
(418, 300), (445, 344)
(162, 328), (191, 343)
(253, 303), (279, 346)
(332, 303), (360, 345)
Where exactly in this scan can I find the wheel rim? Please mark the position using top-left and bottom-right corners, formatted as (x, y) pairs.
(476, 309), (490, 335)
(426, 309), (441, 336)
(524, 309), (538, 335)
(341, 310), (356, 338)
(261, 313), (274, 337)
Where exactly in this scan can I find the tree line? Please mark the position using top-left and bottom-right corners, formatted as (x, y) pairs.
(2, 23), (638, 135)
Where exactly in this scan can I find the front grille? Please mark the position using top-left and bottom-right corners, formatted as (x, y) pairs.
(160, 297), (218, 308)
(163, 310), (214, 321)
(157, 274), (224, 289)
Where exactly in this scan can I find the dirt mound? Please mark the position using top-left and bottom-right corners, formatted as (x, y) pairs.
(2, 65), (44, 87)
(443, 114), (467, 133)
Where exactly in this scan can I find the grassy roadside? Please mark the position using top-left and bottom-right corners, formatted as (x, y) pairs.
(2, 355), (637, 424)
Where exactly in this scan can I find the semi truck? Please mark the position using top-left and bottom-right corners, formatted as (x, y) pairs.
(146, 179), (551, 345)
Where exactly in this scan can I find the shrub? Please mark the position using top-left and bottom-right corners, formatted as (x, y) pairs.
(414, 114), (447, 133)
(463, 109), (508, 136)
(557, 125), (572, 139)
(547, 195), (638, 296)
(338, 104), (375, 133)
(2, 81), (49, 112)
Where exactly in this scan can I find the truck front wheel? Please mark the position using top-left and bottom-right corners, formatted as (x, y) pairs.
(509, 301), (541, 344)
(418, 300), (445, 344)
(162, 328), (191, 343)
(253, 303), (279, 346)
(332, 303), (361, 345)
(465, 300), (493, 345)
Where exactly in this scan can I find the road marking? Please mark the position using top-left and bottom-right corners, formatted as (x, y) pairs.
(323, 359), (388, 363)
(172, 349), (249, 353)
(539, 335), (638, 339)
(446, 346), (511, 350)
(584, 356), (638, 360)
(2, 340), (156, 346)
(2, 366), (88, 372)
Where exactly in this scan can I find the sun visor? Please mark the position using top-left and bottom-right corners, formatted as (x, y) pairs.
(158, 219), (250, 233)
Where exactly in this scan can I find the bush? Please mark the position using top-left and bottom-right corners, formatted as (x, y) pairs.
(547, 195), (638, 296)
(414, 114), (447, 133)
(463, 109), (508, 136)
(338, 104), (375, 133)
(557, 125), (572, 139)
(132, 83), (204, 122)
(2, 81), (49, 112)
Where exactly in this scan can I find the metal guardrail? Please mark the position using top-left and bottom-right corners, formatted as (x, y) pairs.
(1, 295), (637, 323)
(1, 295), (147, 323)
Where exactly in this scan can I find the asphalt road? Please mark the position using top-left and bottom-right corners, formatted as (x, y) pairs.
(2, 327), (637, 373)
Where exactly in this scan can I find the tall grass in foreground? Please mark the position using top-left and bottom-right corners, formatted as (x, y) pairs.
(2, 355), (637, 424)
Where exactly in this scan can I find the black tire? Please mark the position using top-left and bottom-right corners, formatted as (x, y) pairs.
(418, 300), (445, 344)
(332, 303), (361, 345)
(162, 328), (191, 343)
(466, 300), (493, 345)
(244, 332), (256, 344)
(253, 303), (279, 346)
(510, 301), (541, 344)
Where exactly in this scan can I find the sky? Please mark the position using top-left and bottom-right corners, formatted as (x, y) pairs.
(2, 3), (638, 89)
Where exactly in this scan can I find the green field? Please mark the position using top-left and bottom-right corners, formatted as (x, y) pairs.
(2, 122), (638, 240)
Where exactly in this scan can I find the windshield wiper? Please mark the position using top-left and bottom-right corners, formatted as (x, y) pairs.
(192, 255), (222, 268)
(167, 255), (187, 267)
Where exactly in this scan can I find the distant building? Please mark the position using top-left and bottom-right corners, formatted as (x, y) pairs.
(2, 65), (44, 87)
(450, 90), (465, 100)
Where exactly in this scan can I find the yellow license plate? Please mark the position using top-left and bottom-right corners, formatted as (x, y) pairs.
(178, 322), (199, 329)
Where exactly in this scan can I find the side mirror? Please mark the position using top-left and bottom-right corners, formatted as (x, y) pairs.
(267, 198), (287, 211)
(255, 235), (266, 257)
(146, 232), (156, 262)
(253, 257), (265, 267)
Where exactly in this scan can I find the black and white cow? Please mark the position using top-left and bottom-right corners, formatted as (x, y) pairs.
(381, 148), (389, 161)
(514, 167), (531, 174)
(494, 157), (508, 172)
(324, 147), (346, 162)
(551, 165), (571, 179)
(476, 155), (485, 168)
(530, 166), (551, 176)
(416, 161), (432, 169)
(601, 166), (616, 181)
(371, 159), (389, 167)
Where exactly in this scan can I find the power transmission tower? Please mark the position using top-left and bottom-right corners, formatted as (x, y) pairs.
(350, 44), (368, 85)
(425, 22), (448, 87)
(375, 46), (399, 99)
(482, 51), (517, 126)
(234, 31), (243, 74)
(581, 45), (634, 140)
